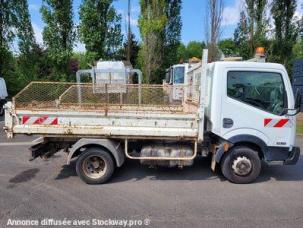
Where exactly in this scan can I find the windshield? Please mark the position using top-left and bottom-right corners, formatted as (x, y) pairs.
(173, 67), (185, 84)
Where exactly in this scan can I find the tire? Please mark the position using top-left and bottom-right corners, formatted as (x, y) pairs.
(76, 147), (115, 184)
(221, 146), (261, 184)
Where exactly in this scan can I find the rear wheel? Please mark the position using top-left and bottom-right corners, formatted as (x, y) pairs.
(221, 146), (261, 184)
(76, 147), (115, 184)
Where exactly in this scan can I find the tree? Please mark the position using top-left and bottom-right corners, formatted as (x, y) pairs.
(234, 11), (251, 60)
(41, 0), (75, 81)
(113, 33), (140, 66)
(79, 0), (123, 60)
(249, 0), (268, 54)
(0, 0), (24, 96)
(233, 1), (269, 60)
(246, 0), (255, 56)
(187, 41), (205, 59)
(218, 39), (239, 57)
(163, 0), (182, 68)
(292, 40), (303, 60)
(15, 0), (35, 55)
(138, 0), (167, 83)
(123, 33), (139, 67)
(292, 17), (303, 60)
(176, 41), (205, 63)
(0, 0), (17, 76)
(205, 0), (223, 62)
(176, 43), (187, 62)
(13, 0), (39, 85)
(254, 0), (267, 46)
(270, 0), (298, 65)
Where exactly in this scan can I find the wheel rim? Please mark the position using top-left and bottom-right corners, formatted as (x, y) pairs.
(82, 155), (107, 179)
(231, 156), (252, 176)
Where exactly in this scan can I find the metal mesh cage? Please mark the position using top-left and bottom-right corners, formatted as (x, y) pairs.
(14, 82), (199, 113)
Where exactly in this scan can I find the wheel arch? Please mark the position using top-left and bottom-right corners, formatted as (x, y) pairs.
(67, 138), (125, 167)
(216, 134), (268, 163)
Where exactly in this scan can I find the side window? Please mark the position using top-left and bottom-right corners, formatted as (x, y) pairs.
(227, 71), (287, 115)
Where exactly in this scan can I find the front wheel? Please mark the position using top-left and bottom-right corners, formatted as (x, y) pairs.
(76, 147), (115, 184)
(221, 146), (261, 184)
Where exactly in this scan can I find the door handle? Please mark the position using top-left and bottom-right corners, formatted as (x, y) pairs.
(223, 118), (234, 128)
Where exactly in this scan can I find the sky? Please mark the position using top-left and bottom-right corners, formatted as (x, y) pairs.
(27, 0), (303, 53)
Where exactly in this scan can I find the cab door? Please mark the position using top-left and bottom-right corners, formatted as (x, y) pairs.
(220, 69), (295, 148)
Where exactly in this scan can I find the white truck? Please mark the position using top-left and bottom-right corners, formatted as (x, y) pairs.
(165, 63), (189, 85)
(0, 77), (8, 116)
(164, 63), (195, 101)
(3, 51), (301, 184)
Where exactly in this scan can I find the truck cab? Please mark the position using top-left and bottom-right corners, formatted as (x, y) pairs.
(204, 62), (300, 183)
(0, 77), (8, 116)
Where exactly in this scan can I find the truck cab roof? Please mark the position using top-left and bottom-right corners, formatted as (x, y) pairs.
(211, 61), (286, 71)
(187, 61), (287, 75)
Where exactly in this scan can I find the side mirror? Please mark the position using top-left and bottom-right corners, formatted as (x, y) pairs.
(295, 89), (302, 111)
(281, 89), (301, 116)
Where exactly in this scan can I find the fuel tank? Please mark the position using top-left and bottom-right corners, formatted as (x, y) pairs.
(140, 145), (194, 167)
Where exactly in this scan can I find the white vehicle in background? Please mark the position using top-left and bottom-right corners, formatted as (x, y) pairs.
(165, 63), (189, 101)
(74, 60), (143, 102)
(164, 63), (199, 101)
(0, 77), (8, 116)
(165, 63), (189, 86)
(76, 60), (142, 85)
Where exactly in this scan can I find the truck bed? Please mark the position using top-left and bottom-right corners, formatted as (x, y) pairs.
(5, 82), (201, 140)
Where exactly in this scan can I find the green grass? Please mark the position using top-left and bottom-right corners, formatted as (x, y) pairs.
(297, 119), (303, 135)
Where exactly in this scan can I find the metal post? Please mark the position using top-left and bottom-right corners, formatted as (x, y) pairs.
(198, 49), (208, 142)
(130, 69), (142, 106)
(127, 0), (131, 62)
(105, 84), (109, 116)
(76, 71), (82, 104)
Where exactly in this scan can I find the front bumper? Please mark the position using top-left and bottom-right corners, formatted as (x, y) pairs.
(284, 147), (300, 165)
